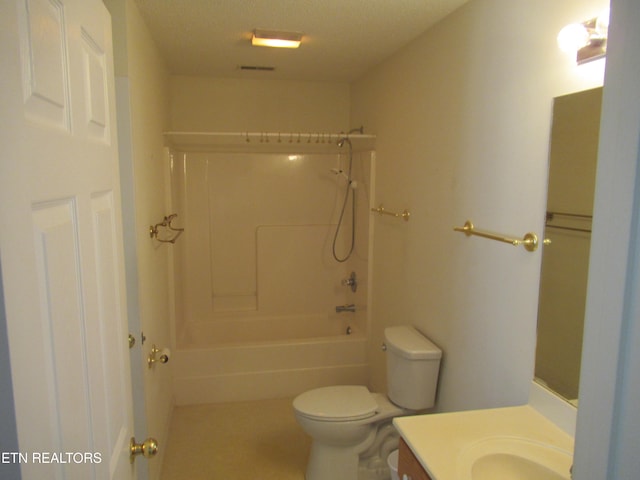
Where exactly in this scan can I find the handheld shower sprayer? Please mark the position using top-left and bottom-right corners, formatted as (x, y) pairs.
(331, 126), (364, 263)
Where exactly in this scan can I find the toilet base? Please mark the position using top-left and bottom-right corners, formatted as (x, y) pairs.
(358, 423), (400, 480)
(304, 420), (401, 480)
(305, 441), (365, 480)
(294, 390), (412, 480)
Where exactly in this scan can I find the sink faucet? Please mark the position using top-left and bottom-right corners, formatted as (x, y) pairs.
(335, 304), (355, 313)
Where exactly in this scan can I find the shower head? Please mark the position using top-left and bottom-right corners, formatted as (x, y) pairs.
(337, 136), (351, 148)
(337, 126), (363, 147)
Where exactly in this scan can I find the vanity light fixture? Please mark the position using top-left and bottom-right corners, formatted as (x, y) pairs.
(251, 29), (303, 48)
(558, 10), (609, 65)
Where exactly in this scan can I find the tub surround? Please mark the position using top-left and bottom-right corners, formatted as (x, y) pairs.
(169, 148), (372, 325)
(394, 404), (574, 480)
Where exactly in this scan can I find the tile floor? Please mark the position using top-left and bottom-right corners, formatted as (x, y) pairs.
(160, 397), (311, 480)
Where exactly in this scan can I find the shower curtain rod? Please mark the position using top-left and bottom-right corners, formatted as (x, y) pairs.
(163, 131), (377, 151)
(164, 130), (376, 144)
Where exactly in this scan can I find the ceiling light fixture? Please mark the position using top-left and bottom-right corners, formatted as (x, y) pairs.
(251, 29), (302, 49)
(558, 9), (609, 65)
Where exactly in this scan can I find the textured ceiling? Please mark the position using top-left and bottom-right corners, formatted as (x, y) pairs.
(133, 0), (469, 82)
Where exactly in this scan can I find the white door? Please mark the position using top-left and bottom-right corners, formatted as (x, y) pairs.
(0, 0), (135, 479)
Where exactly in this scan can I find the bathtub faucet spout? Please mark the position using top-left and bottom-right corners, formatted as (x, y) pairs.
(336, 304), (356, 313)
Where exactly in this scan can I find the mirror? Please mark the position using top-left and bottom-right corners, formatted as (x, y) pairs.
(535, 87), (603, 404)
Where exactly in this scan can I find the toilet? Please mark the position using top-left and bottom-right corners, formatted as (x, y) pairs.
(293, 326), (442, 480)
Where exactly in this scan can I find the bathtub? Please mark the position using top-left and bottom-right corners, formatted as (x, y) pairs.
(172, 312), (368, 405)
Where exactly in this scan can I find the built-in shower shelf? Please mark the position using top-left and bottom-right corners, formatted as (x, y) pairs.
(163, 131), (376, 153)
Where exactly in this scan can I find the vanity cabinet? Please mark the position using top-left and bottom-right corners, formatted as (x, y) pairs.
(398, 437), (433, 480)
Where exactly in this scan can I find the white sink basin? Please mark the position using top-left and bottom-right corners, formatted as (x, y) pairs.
(394, 405), (575, 480)
(457, 436), (573, 480)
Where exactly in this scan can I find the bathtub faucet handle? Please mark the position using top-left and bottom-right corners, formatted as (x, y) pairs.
(341, 271), (358, 292)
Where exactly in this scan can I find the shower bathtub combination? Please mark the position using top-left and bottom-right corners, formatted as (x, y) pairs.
(166, 133), (375, 405)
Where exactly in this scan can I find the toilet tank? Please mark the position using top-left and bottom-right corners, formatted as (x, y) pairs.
(384, 326), (442, 410)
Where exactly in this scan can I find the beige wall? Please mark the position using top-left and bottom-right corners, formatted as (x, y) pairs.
(125, 6), (172, 479)
(169, 76), (351, 133)
(352, 0), (607, 411)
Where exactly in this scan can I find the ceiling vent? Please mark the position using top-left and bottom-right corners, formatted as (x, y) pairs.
(239, 65), (275, 72)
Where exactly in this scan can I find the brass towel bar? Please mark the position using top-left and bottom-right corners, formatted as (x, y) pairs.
(149, 214), (184, 244)
(454, 220), (549, 252)
(371, 204), (410, 222)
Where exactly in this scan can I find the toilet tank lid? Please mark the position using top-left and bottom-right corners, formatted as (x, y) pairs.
(384, 326), (442, 360)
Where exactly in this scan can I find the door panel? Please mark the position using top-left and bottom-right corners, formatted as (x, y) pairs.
(31, 199), (95, 479)
(19, 0), (72, 130)
(90, 192), (132, 477)
(81, 29), (110, 142)
(0, 0), (135, 478)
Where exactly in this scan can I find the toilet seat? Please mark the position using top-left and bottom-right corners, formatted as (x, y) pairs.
(293, 385), (378, 422)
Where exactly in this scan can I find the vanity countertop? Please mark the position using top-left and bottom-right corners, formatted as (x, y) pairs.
(393, 405), (574, 480)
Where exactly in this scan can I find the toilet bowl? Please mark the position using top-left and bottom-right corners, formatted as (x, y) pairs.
(293, 326), (442, 480)
(294, 387), (406, 480)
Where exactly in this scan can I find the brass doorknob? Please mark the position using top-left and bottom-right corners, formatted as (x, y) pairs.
(130, 437), (158, 463)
